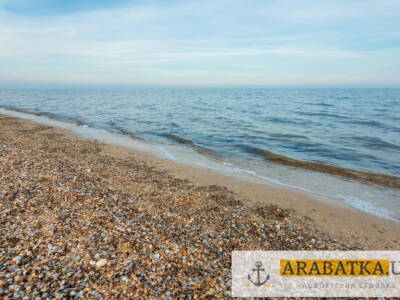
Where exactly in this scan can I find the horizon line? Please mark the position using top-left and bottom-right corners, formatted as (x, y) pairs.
(1, 83), (400, 90)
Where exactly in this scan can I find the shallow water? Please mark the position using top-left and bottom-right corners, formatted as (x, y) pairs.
(0, 88), (399, 176)
(0, 88), (399, 221)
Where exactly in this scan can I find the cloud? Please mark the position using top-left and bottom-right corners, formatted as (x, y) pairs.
(0, 0), (399, 86)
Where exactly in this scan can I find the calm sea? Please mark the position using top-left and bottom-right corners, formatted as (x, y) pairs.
(0, 88), (399, 221)
(1, 88), (399, 176)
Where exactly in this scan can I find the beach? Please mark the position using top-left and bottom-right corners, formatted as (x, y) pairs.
(1, 114), (400, 298)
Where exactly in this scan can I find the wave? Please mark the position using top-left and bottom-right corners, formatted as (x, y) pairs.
(2, 106), (45, 117)
(1, 106), (85, 126)
(314, 102), (334, 107)
(235, 133), (307, 141)
(110, 128), (139, 139)
(345, 136), (400, 151)
(297, 111), (348, 119)
(269, 133), (308, 139)
(244, 146), (400, 189)
(1, 106), (146, 142)
(238, 133), (309, 142)
(343, 119), (388, 129)
(193, 145), (220, 158)
(163, 133), (194, 145)
(107, 121), (140, 139)
(262, 116), (312, 126)
(163, 133), (220, 158)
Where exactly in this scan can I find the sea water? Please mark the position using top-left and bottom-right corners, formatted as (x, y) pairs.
(0, 88), (399, 221)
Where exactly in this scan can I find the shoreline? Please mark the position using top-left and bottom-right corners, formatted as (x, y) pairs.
(1, 107), (399, 224)
(1, 113), (400, 297)
(102, 144), (400, 250)
(2, 106), (399, 189)
(1, 113), (400, 249)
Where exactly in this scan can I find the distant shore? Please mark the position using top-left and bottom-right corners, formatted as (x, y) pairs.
(1, 113), (400, 297)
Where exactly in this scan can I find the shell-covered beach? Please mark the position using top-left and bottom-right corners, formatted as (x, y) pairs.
(1, 0), (400, 297)
(0, 114), (359, 298)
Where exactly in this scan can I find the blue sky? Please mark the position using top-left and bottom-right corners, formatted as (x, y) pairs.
(0, 0), (400, 87)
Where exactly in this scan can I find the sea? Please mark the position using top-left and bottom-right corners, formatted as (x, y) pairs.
(0, 88), (399, 221)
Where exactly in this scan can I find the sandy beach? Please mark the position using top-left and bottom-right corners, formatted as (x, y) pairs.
(1, 114), (400, 298)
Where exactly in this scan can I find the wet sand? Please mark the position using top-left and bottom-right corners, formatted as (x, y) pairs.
(1, 114), (400, 298)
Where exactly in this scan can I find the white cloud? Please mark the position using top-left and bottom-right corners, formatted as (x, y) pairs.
(0, 0), (399, 86)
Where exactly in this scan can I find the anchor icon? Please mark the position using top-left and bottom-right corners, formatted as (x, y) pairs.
(248, 261), (270, 287)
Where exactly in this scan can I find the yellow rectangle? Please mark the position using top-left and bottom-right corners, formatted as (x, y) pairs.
(280, 259), (389, 276)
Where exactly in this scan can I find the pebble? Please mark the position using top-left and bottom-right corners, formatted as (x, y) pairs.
(12, 256), (22, 265)
(0, 117), (354, 298)
(96, 259), (108, 268)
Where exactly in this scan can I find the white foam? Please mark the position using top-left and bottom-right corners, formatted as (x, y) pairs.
(182, 157), (399, 223)
(158, 146), (177, 161)
(338, 194), (398, 223)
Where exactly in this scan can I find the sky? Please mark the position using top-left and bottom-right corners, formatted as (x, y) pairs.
(0, 0), (400, 87)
